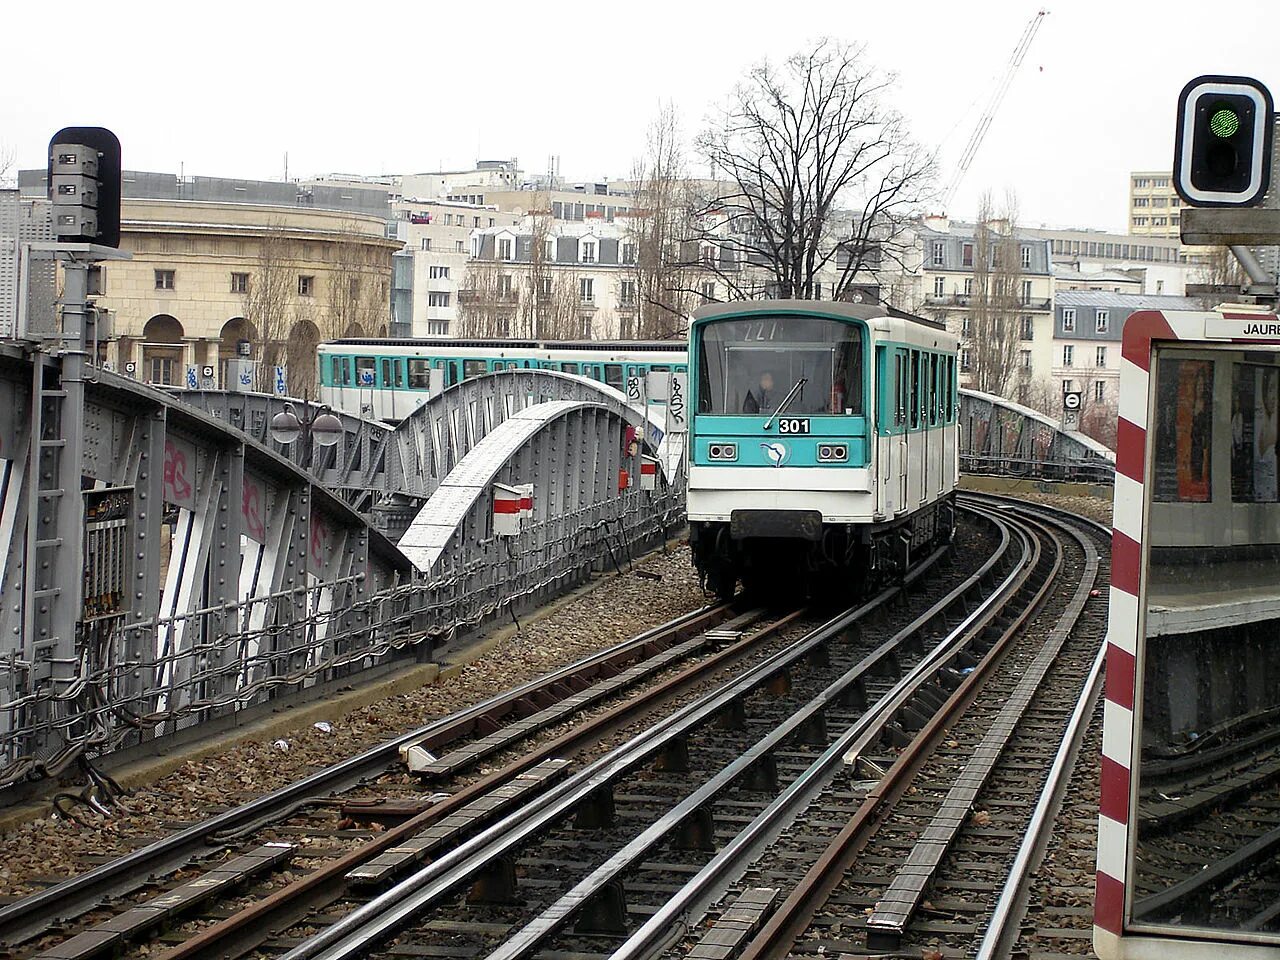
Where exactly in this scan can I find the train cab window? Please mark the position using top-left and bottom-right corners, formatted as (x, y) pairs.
(463, 360), (487, 379)
(408, 359), (430, 389)
(605, 364), (624, 390)
(695, 315), (864, 416)
(355, 357), (376, 386)
(560, 362), (579, 374)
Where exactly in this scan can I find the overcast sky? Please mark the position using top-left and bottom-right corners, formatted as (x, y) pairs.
(3, 0), (1276, 233)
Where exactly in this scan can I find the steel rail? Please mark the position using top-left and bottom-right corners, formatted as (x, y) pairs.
(159, 604), (801, 960)
(281, 531), (988, 960)
(0, 601), (731, 947)
(976, 641), (1107, 960)
(735, 510), (1061, 960)
(546, 506), (1035, 960)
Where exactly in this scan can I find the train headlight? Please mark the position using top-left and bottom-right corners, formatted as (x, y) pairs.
(708, 442), (738, 462)
(817, 444), (848, 463)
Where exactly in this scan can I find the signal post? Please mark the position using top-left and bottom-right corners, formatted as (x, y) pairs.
(14, 128), (129, 761)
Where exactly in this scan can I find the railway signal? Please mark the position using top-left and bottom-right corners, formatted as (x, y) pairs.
(1173, 75), (1273, 207)
(47, 127), (122, 247)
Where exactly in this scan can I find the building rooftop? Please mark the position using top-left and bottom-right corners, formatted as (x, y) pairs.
(1055, 290), (1202, 310)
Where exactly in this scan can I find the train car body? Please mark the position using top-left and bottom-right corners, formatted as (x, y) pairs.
(686, 300), (959, 597)
(318, 338), (687, 421)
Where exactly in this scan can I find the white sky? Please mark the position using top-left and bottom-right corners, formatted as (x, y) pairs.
(3, 0), (1276, 233)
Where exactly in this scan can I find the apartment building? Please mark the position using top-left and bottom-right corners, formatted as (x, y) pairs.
(388, 198), (521, 338)
(1052, 290), (1201, 408)
(463, 217), (658, 340)
(913, 216), (1055, 394)
(1024, 226), (1194, 295)
(0, 189), (52, 337)
(1128, 171), (1182, 239)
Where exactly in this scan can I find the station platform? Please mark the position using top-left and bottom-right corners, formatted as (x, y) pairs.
(1147, 559), (1280, 636)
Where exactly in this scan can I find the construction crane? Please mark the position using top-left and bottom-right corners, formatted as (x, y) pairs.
(940, 8), (1048, 210)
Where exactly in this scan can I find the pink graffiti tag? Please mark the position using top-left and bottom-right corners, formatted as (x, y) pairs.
(310, 516), (328, 570)
(163, 441), (192, 503)
(241, 483), (266, 540)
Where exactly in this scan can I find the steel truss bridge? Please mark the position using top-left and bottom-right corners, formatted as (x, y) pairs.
(0, 344), (1108, 795)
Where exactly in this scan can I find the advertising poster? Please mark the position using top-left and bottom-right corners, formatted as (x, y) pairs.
(1153, 358), (1213, 502)
(1231, 363), (1280, 502)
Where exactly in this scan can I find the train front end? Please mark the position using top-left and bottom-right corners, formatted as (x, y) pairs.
(687, 301), (877, 597)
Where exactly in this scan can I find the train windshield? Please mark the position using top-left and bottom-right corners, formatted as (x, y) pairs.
(696, 316), (863, 416)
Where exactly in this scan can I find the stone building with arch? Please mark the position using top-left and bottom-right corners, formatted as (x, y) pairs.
(95, 199), (399, 393)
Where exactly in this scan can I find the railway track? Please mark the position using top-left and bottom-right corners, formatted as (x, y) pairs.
(1, 512), (995, 960)
(7, 497), (1116, 960)
(2, 599), (757, 954)
(704, 495), (1111, 960)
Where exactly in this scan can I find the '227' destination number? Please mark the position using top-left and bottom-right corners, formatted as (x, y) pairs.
(777, 418), (810, 434)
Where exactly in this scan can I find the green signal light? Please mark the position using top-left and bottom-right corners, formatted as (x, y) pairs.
(1210, 106), (1241, 138)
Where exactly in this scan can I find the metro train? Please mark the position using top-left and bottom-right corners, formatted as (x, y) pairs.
(685, 300), (960, 598)
(318, 338), (687, 421)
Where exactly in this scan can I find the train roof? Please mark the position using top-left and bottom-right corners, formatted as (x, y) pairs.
(691, 299), (947, 333)
(323, 338), (686, 352)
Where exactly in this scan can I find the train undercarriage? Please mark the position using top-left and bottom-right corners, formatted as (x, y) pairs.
(689, 496), (958, 601)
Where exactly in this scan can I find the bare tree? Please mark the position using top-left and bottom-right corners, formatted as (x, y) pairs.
(626, 104), (699, 337)
(457, 259), (508, 338)
(0, 143), (14, 187)
(1192, 246), (1247, 309)
(242, 223), (297, 393)
(691, 39), (934, 303)
(966, 192), (1025, 397)
(325, 224), (390, 341)
(521, 198), (554, 339)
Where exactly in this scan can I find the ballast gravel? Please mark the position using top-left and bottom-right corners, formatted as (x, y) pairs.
(0, 545), (703, 899)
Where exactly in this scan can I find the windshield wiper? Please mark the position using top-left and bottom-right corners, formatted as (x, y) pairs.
(764, 377), (808, 430)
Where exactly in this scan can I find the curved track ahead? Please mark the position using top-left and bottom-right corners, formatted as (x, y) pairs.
(8, 496), (1112, 960)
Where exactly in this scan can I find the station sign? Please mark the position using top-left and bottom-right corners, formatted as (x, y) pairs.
(1204, 314), (1280, 340)
(1062, 390), (1082, 430)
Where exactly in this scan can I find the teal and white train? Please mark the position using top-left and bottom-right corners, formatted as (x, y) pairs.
(686, 300), (960, 597)
(318, 338), (688, 421)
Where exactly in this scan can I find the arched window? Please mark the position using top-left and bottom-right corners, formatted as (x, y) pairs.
(142, 315), (184, 385)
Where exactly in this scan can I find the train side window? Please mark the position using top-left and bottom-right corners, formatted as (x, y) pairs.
(506, 361), (519, 370)
(408, 359), (430, 389)
(337, 357), (352, 386)
(561, 362), (580, 374)
(605, 364), (624, 390)
(355, 356), (376, 386)
(463, 360), (487, 379)
(929, 354), (939, 425)
(910, 351), (921, 429)
(946, 356), (955, 422)
(895, 352), (907, 426)
(949, 357), (957, 421)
